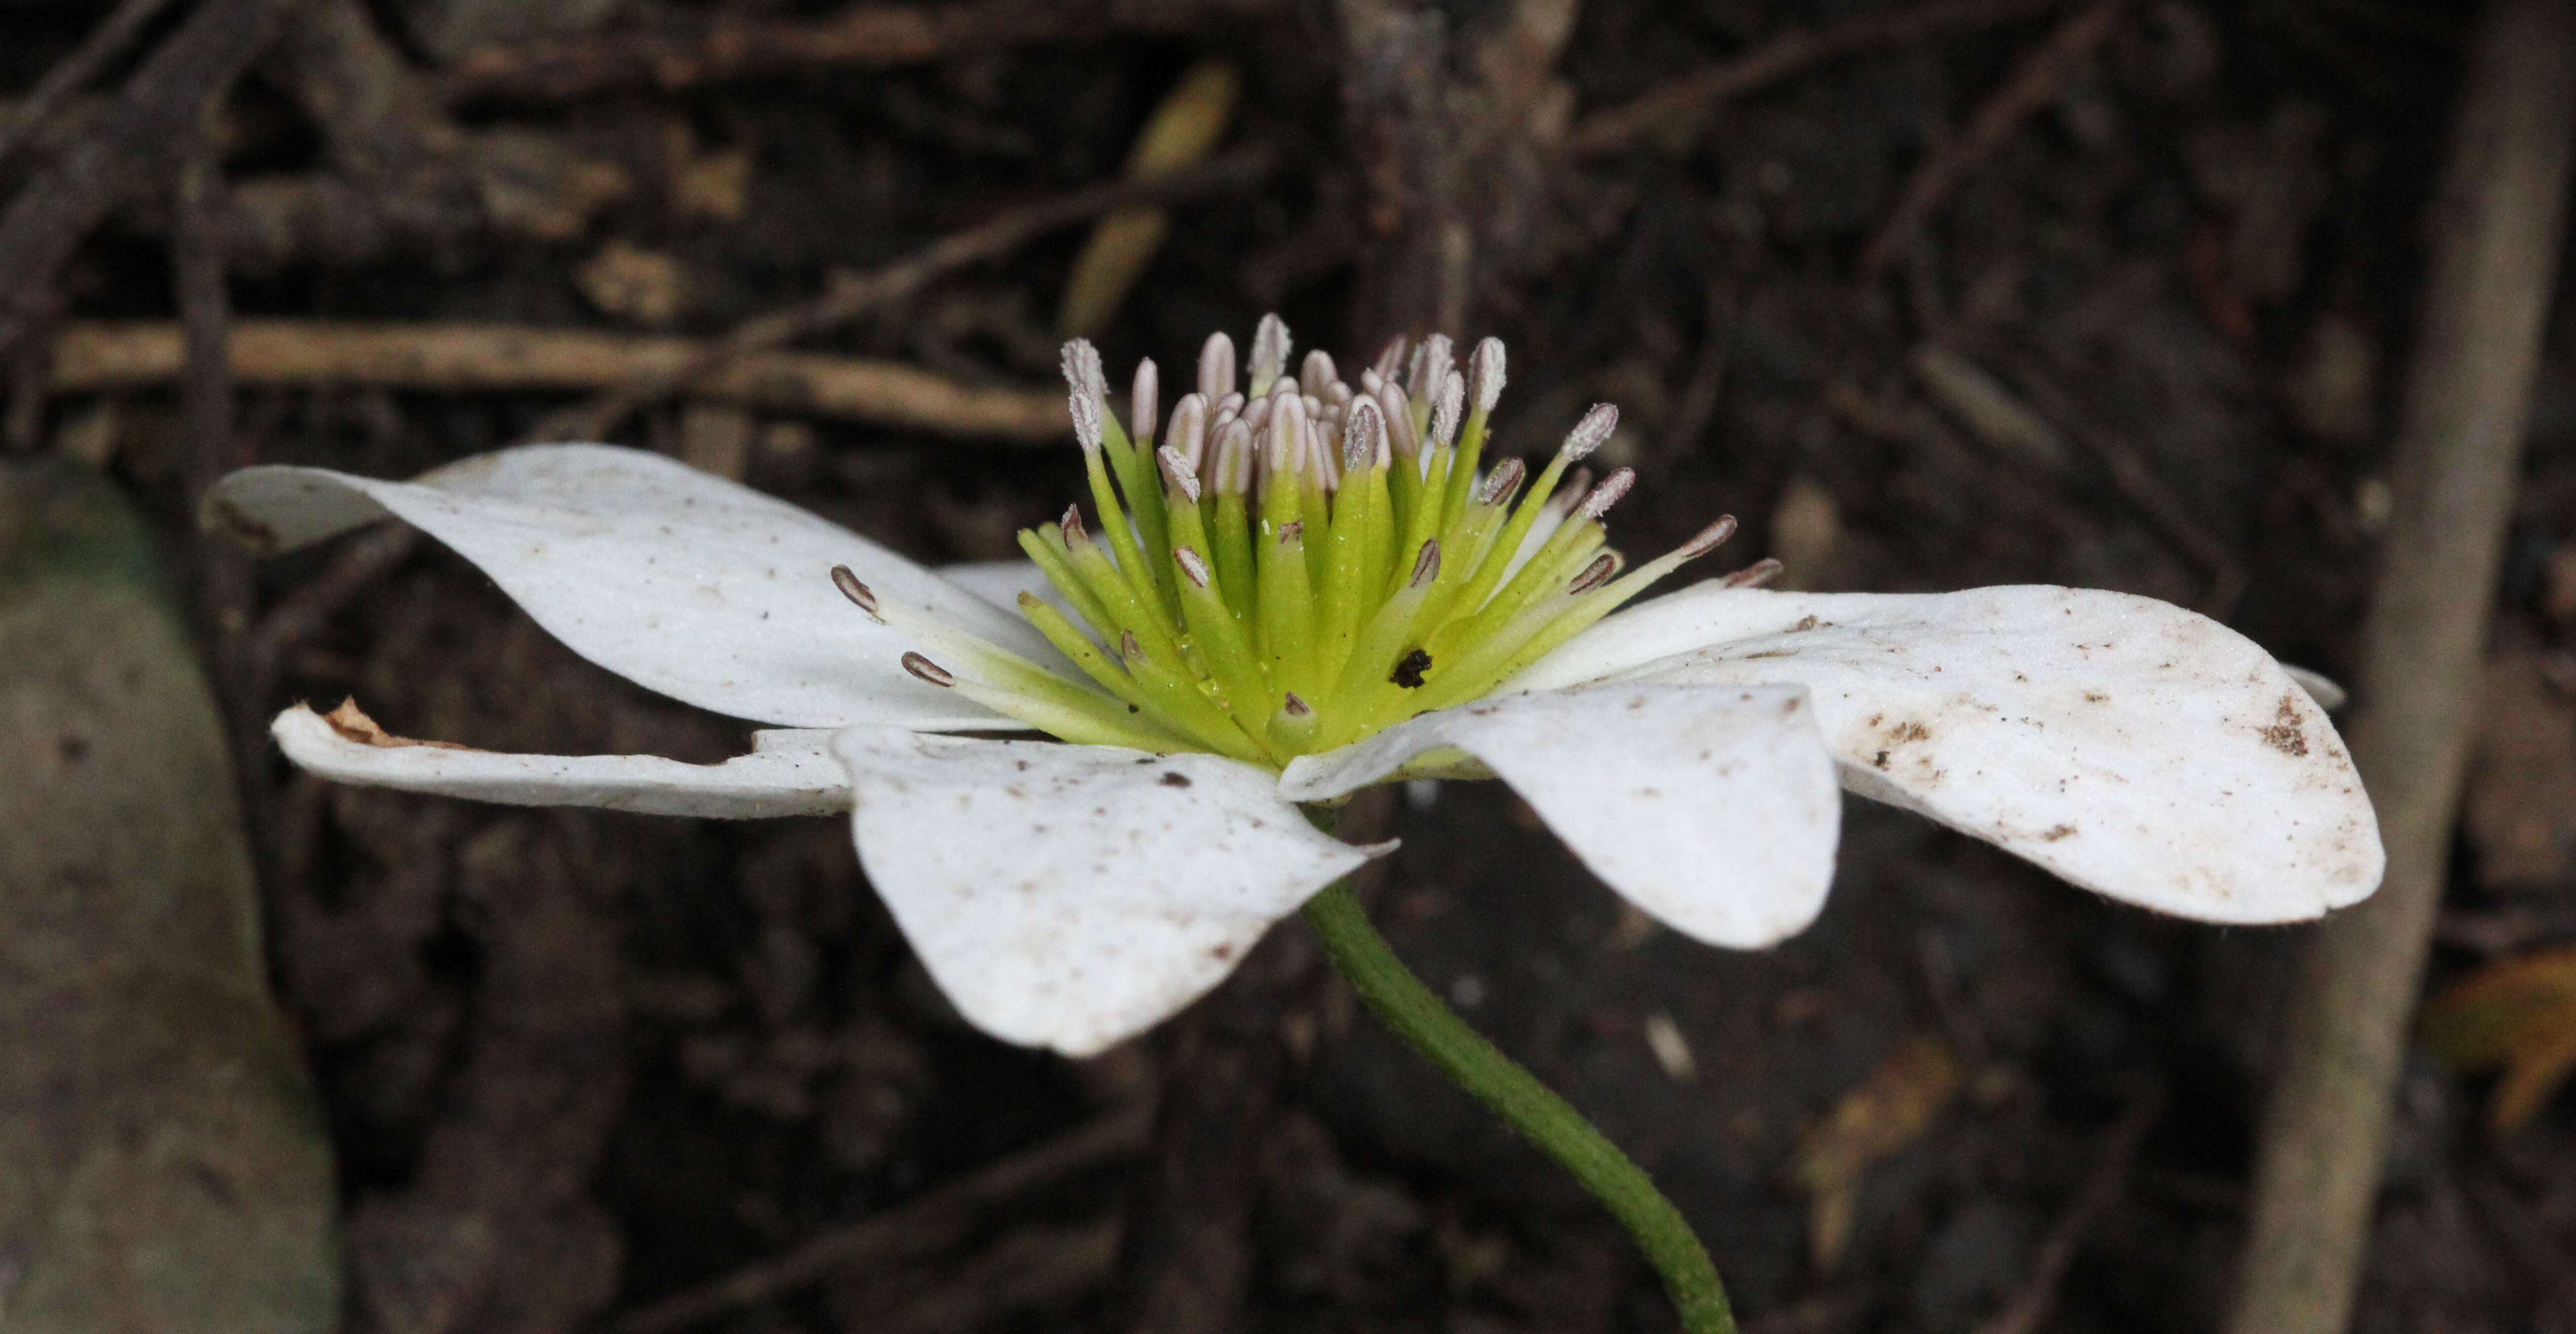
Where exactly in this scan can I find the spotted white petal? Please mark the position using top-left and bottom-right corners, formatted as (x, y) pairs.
(273, 703), (847, 816)
(1527, 585), (2383, 923)
(1280, 683), (1840, 948)
(208, 444), (1059, 730)
(832, 728), (1385, 1056)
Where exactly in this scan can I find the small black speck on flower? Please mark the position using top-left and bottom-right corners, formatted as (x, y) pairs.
(1390, 648), (1433, 689)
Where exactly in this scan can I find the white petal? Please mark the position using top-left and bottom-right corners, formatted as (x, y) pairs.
(1540, 585), (2383, 923)
(273, 704), (847, 816)
(1280, 683), (1840, 948)
(937, 559), (1076, 620)
(209, 444), (1059, 729)
(832, 729), (1384, 1056)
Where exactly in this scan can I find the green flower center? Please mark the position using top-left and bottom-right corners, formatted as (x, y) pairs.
(836, 322), (1753, 769)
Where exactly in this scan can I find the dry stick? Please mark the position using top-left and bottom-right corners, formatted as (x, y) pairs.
(432, 0), (1279, 106)
(1994, 352), (2246, 613)
(50, 319), (1072, 442)
(866, 1219), (1124, 1334)
(1976, 1086), (2164, 1334)
(611, 1099), (1155, 1334)
(1856, 0), (2127, 280)
(1564, 0), (2059, 157)
(2223, 4), (2576, 1333)
(527, 148), (1272, 445)
(243, 525), (420, 690)
(0, 0), (297, 358)
(0, 0), (180, 168)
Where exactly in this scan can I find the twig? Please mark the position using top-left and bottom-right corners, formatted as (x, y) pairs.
(50, 320), (1072, 441)
(1117, 792), (1382, 1334)
(0, 0), (181, 169)
(864, 1218), (1124, 1334)
(528, 147), (1271, 444)
(243, 526), (421, 692)
(0, 0), (298, 358)
(610, 1099), (1154, 1334)
(1992, 351), (2246, 611)
(1564, 0), (2060, 158)
(1857, 0), (2128, 279)
(1976, 1086), (2164, 1334)
(2224, 4), (2576, 1333)
(432, 0), (1278, 106)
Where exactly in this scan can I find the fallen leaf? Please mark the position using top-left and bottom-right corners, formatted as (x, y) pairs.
(2422, 944), (2576, 1133)
(1056, 61), (1240, 339)
(1795, 1035), (1960, 1270)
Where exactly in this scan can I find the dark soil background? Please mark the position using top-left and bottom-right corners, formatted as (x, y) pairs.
(6, 0), (2576, 1330)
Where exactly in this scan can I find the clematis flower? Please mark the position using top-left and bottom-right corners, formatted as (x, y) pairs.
(209, 319), (2383, 1057)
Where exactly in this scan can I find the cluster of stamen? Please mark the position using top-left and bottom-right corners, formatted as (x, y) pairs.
(833, 316), (1767, 767)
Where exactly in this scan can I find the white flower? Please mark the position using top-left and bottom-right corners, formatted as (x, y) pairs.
(211, 323), (2382, 1057)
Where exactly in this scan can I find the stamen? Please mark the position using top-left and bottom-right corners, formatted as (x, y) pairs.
(1248, 313), (1290, 396)
(1157, 446), (1201, 504)
(1578, 467), (1635, 521)
(1561, 403), (1618, 461)
(1407, 332), (1453, 404)
(1568, 551), (1621, 595)
(1268, 690), (1323, 752)
(1300, 348), (1338, 397)
(1428, 371), (1464, 452)
(1375, 381), (1416, 460)
(1131, 358), (1159, 442)
(1682, 514), (1740, 558)
(1723, 558), (1785, 588)
(1212, 420), (1254, 495)
(1552, 468), (1595, 517)
(1409, 535), (1443, 586)
(991, 329), (1773, 762)
(1167, 392), (1208, 471)
(1062, 340), (1106, 454)
(1370, 337), (1406, 384)
(1198, 331), (1237, 403)
(1342, 396), (1385, 475)
(830, 565), (879, 617)
(1467, 337), (1506, 414)
(902, 652), (955, 687)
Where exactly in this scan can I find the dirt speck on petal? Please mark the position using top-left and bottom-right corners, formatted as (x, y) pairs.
(2259, 694), (2309, 757)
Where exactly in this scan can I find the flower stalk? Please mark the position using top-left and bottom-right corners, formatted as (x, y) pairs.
(1298, 808), (1735, 1332)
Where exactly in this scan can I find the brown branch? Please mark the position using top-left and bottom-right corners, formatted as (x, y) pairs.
(0, 0), (181, 169)
(1976, 1086), (2164, 1334)
(867, 1219), (1124, 1334)
(609, 1099), (1154, 1334)
(431, 0), (1280, 107)
(1564, 0), (2060, 158)
(1856, 0), (2129, 280)
(2224, 3), (2576, 1332)
(528, 146), (1271, 444)
(0, 0), (300, 358)
(50, 320), (1072, 442)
